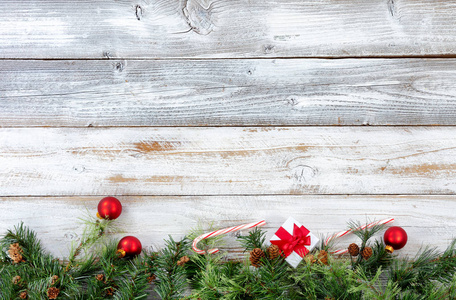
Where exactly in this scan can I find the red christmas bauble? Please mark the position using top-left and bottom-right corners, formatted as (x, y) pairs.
(384, 226), (408, 250)
(97, 197), (122, 220)
(117, 236), (142, 257)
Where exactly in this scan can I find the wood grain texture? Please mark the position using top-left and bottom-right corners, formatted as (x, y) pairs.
(2, 127), (456, 196)
(1, 196), (455, 259)
(2, 0), (456, 58)
(2, 59), (456, 126)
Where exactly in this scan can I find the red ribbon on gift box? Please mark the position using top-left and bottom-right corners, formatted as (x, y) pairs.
(271, 224), (311, 258)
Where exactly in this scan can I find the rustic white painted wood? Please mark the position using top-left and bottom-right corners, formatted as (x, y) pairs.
(1, 196), (454, 259)
(2, 0), (456, 58)
(1, 127), (456, 196)
(2, 59), (456, 126)
(2, 0), (456, 284)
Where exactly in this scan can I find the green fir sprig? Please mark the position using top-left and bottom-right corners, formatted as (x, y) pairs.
(238, 227), (266, 251)
(2, 220), (456, 299)
(154, 236), (190, 300)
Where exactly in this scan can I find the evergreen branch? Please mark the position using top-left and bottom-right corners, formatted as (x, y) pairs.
(347, 219), (386, 249)
(350, 267), (401, 299)
(154, 236), (190, 300)
(65, 218), (113, 272)
(0, 266), (15, 299)
(2, 221), (456, 299)
(429, 239), (456, 283)
(317, 233), (334, 252)
(112, 257), (149, 300)
(359, 239), (394, 275)
(188, 257), (227, 299)
(0, 222), (45, 263)
(254, 256), (291, 298)
(237, 227), (266, 252)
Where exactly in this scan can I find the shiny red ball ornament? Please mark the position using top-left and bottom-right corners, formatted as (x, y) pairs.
(97, 197), (122, 220)
(117, 236), (142, 257)
(384, 226), (408, 250)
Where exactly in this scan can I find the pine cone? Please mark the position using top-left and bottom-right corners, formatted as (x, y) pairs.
(106, 287), (114, 296)
(318, 250), (328, 265)
(9, 242), (21, 252)
(50, 275), (59, 285)
(267, 245), (281, 260)
(348, 243), (360, 256)
(8, 243), (24, 264)
(362, 246), (373, 260)
(12, 275), (21, 285)
(47, 287), (60, 299)
(147, 274), (156, 283)
(305, 254), (316, 264)
(249, 248), (265, 267)
(95, 274), (104, 281)
(19, 291), (27, 299)
(177, 255), (190, 266)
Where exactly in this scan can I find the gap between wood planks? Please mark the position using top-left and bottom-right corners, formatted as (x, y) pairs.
(0, 194), (455, 197)
(2, 55), (456, 61)
(2, 125), (456, 128)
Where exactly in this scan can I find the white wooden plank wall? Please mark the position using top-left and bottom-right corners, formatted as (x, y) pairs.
(2, 59), (456, 126)
(2, 1), (456, 58)
(1, 0), (456, 271)
(2, 127), (456, 195)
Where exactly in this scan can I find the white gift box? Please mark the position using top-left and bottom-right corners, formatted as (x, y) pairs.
(270, 217), (319, 268)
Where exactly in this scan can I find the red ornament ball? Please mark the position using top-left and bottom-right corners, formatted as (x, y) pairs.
(97, 197), (122, 220)
(117, 236), (142, 257)
(384, 226), (408, 250)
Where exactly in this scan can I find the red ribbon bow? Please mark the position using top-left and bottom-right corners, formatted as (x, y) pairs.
(271, 224), (311, 258)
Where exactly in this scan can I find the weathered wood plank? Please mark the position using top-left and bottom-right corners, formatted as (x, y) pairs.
(1, 127), (456, 195)
(2, 59), (456, 126)
(1, 196), (454, 259)
(2, 1), (456, 58)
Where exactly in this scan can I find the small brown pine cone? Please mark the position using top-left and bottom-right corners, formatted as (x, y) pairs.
(362, 247), (373, 260)
(8, 243), (24, 264)
(50, 275), (59, 285)
(249, 248), (265, 267)
(267, 245), (281, 260)
(305, 254), (316, 264)
(95, 274), (104, 281)
(12, 275), (21, 285)
(318, 250), (329, 265)
(348, 243), (360, 256)
(9, 243), (22, 253)
(19, 291), (28, 299)
(147, 274), (156, 283)
(106, 287), (114, 296)
(11, 253), (23, 263)
(47, 287), (60, 299)
(177, 255), (190, 266)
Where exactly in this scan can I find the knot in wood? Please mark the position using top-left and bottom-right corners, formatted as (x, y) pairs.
(291, 165), (317, 184)
(183, 0), (214, 35)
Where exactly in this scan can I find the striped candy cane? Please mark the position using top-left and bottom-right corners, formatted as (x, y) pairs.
(326, 218), (394, 255)
(192, 220), (266, 254)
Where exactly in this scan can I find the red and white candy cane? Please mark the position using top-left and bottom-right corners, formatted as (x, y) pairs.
(192, 220), (266, 254)
(326, 218), (394, 255)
